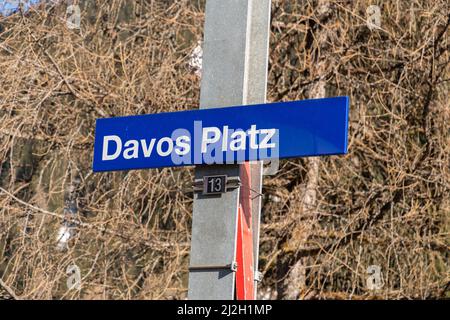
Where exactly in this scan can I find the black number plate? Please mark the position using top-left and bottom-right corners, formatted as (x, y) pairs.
(203, 175), (227, 195)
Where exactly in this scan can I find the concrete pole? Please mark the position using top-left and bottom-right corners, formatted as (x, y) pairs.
(188, 0), (271, 300)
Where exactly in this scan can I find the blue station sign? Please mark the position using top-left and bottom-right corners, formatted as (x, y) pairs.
(92, 97), (349, 172)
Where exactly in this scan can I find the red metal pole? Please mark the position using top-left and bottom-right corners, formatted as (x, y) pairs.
(236, 162), (255, 300)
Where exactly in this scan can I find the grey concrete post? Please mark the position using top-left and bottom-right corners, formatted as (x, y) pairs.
(188, 0), (271, 300)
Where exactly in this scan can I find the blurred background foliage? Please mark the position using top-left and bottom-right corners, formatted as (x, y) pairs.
(0, 0), (448, 299)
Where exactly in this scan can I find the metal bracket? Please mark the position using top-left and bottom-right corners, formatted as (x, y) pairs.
(193, 176), (241, 194)
(189, 261), (238, 272)
(254, 270), (263, 282)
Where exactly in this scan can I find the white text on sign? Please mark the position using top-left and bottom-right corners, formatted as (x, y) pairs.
(102, 121), (279, 165)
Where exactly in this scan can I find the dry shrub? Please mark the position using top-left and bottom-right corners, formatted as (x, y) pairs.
(0, 0), (448, 299)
